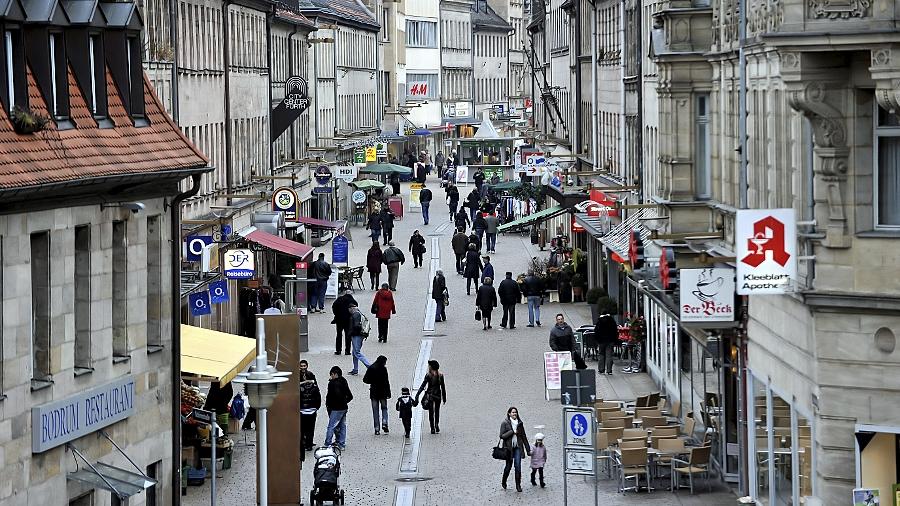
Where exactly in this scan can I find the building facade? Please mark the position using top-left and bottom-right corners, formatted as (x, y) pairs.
(404, 0), (443, 144)
(472, 0), (511, 118)
(0, 2), (209, 504)
(440, 0), (476, 124)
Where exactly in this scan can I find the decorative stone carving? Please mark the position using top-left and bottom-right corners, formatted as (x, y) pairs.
(808, 0), (870, 19)
(870, 47), (900, 114)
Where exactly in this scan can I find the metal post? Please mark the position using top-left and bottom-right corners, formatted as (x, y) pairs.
(562, 408), (568, 505)
(210, 410), (216, 506)
(738, 0), (748, 209)
(259, 407), (269, 506)
(593, 411), (598, 506)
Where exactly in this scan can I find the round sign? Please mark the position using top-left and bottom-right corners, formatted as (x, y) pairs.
(314, 165), (333, 185)
(570, 414), (588, 437)
(273, 188), (296, 211)
(351, 190), (367, 204)
(212, 285), (225, 297)
(188, 237), (207, 257)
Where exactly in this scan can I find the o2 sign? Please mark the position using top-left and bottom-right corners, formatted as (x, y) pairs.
(209, 280), (230, 304)
(185, 236), (213, 262)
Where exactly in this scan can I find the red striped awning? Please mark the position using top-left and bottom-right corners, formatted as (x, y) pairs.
(242, 229), (313, 260)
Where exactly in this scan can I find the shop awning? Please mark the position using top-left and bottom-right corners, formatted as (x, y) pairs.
(498, 205), (567, 232)
(240, 227), (314, 260)
(598, 208), (655, 260)
(574, 212), (611, 238)
(294, 216), (346, 230)
(67, 434), (157, 499)
(489, 180), (523, 191)
(180, 324), (257, 385)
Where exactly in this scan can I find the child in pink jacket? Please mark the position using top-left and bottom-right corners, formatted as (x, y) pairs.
(530, 433), (547, 487)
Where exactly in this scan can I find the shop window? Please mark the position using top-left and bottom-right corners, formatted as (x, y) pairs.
(147, 216), (162, 351)
(772, 391), (792, 505)
(146, 460), (159, 506)
(695, 93), (711, 199)
(74, 225), (92, 372)
(752, 376), (770, 505)
(112, 221), (128, 359)
(875, 104), (900, 228)
(31, 232), (51, 382)
(69, 492), (93, 506)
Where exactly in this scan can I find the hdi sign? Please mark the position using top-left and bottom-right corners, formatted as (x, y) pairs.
(736, 208), (796, 295)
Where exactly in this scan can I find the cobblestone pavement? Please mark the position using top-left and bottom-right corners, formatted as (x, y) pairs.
(184, 181), (738, 506)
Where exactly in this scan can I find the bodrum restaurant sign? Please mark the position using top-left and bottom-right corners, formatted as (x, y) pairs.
(32, 375), (136, 453)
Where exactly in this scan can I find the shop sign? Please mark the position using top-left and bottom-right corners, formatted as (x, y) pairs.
(335, 165), (357, 182)
(375, 142), (387, 156)
(589, 189), (619, 217)
(492, 104), (505, 114)
(572, 215), (584, 233)
(351, 190), (367, 204)
(272, 187), (298, 221)
(365, 146), (377, 162)
(189, 290), (212, 316)
(680, 268), (735, 323)
(224, 249), (255, 279)
(314, 166), (333, 185)
(408, 81), (429, 97)
(353, 148), (365, 165)
(32, 375), (136, 453)
(455, 101), (471, 117)
(312, 186), (333, 194)
(209, 280), (230, 304)
(185, 235), (214, 262)
(332, 235), (349, 264)
(736, 208), (796, 295)
(271, 75), (310, 141)
(629, 230), (645, 270)
(660, 248), (677, 290)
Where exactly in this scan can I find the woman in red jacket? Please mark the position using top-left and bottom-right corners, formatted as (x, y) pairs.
(372, 283), (396, 343)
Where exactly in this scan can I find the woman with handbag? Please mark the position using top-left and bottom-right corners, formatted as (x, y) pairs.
(415, 360), (447, 434)
(499, 406), (531, 492)
(408, 229), (427, 268)
(476, 276), (497, 331)
(371, 283), (396, 343)
(463, 243), (483, 295)
(432, 270), (448, 322)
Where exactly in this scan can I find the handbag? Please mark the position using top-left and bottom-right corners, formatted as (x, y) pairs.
(475, 307), (482, 321)
(371, 301), (379, 315)
(443, 288), (450, 307)
(492, 439), (510, 461)
(421, 395), (432, 411)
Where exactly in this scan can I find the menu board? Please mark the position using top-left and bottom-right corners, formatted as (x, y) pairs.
(544, 351), (574, 395)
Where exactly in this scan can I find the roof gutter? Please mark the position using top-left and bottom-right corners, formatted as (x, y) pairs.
(170, 172), (203, 506)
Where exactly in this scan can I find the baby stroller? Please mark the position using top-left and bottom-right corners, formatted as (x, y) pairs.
(309, 446), (345, 505)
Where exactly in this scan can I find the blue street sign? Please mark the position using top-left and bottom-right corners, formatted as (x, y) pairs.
(332, 234), (349, 264)
(570, 414), (588, 437)
(209, 280), (229, 304)
(189, 291), (212, 316)
(221, 225), (232, 240)
(186, 236), (214, 262)
(312, 186), (333, 194)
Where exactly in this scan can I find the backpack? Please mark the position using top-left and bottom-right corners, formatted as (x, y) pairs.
(359, 312), (371, 338)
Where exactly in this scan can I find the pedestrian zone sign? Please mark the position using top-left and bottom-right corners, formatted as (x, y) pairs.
(564, 407), (593, 448)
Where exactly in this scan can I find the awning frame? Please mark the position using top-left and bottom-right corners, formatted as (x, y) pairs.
(67, 432), (158, 499)
(180, 324), (257, 385)
(497, 204), (568, 232)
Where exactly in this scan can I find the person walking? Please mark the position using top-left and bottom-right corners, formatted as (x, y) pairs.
(415, 360), (447, 434)
(382, 242), (405, 291)
(309, 253), (332, 313)
(454, 207), (470, 231)
(473, 168), (486, 193)
(473, 212), (487, 243)
(323, 366), (353, 450)
(409, 230), (427, 268)
(522, 270), (544, 327)
(595, 313), (619, 375)
(466, 188), (480, 222)
(396, 387), (414, 439)
(366, 210), (382, 242)
(484, 212), (500, 253)
(498, 272), (521, 329)
(499, 407), (531, 492)
(476, 277), (498, 330)
(464, 244), (483, 295)
(366, 242), (383, 290)
(363, 355), (391, 435)
(446, 182), (460, 220)
(435, 151), (446, 177)
(481, 255), (495, 285)
(298, 360), (321, 453)
(468, 230), (482, 252)
(432, 270), (448, 322)
(529, 433), (547, 488)
(347, 303), (372, 375)
(451, 228), (469, 275)
(372, 283), (396, 343)
(389, 171), (401, 196)
(549, 313), (587, 369)
(331, 289), (357, 355)
(419, 183), (433, 225)
(380, 207), (396, 244)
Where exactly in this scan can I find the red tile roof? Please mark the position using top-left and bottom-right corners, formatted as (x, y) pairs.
(0, 64), (208, 190)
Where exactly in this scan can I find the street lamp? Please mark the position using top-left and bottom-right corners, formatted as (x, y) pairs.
(231, 318), (290, 506)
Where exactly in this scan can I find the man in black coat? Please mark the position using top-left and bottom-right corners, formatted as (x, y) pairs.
(594, 314), (619, 375)
(549, 313), (587, 369)
(324, 366), (353, 449)
(380, 208), (395, 244)
(310, 253), (332, 313)
(419, 183), (433, 225)
(463, 244), (483, 295)
(522, 270), (545, 327)
(332, 290), (357, 355)
(363, 355), (392, 435)
(454, 208), (471, 231)
(451, 229), (469, 274)
(446, 183), (460, 220)
(298, 360), (321, 455)
(497, 272), (522, 329)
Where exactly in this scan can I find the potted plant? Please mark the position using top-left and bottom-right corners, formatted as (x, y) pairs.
(571, 273), (587, 302)
(11, 106), (49, 135)
(585, 287), (607, 322)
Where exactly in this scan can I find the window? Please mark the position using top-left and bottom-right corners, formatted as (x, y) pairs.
(88, 35), (98, 113)
(695, 94), (711, 199)
(146, 461), (159, 506)
(87, 34), (107, 119)
(382, 71), (391, 107)
(31, 232), (51, 382)
(112, 221), (128, 359)
(406, 73), (438, 100)
(147, 216), (162, 350)
(74, 226), (91, 371)
(875, 104), (900, 227)
(380, 7), (390, 41)
(3, 29), (25, 113)
(406, 20), (437, 48)
(127, 36), (146, 120)
(49, 34), (59, 116)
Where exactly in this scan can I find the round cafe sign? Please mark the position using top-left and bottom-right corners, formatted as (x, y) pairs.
(351, 190), (366, 204)
(272, 187), (298, 220)
(314, 166), (333, 185)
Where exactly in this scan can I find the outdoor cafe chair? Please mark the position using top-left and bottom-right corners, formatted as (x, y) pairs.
(650, 434), (678, 449)
(618, 447), (650, 493)
(603, 418), (627, 429)
(635, 408), (662, 419)
(607, 416), (634, 428)
(651, 426), (679, 438)
(641, 416), (668, 430)
(583, 330), (599, 360)
(647, 392), (661, 408)
(601, 410), (626, 422)
(655, 437), (687, 486)
(600, 427), (624, 445)
(596, 430), (616, 478)
(623, 428), (647, 439)
(672, 445), (712, 494)
(620, 439), (648, 450)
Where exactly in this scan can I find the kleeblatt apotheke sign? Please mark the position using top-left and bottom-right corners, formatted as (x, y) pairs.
(32, 375), (136, 453)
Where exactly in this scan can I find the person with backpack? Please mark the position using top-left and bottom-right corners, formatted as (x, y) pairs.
(347, 303), (372, 376)
(372, 283), (396, 342)
(363, 355), (391, 435)
(382, 242), (406, 291)
(298, 360), (321, 454)
(324, 366), (353, 450)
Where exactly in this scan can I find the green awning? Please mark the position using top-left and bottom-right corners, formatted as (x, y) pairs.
(498, 205), (567, 232)
(489, 180), (523, 191)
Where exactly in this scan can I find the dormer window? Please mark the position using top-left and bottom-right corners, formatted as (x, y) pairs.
(5, 32), (14, 112)
(3, 29), (25, 113)
(88, 34), (97, 113)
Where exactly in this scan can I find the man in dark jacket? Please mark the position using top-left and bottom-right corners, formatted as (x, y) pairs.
(497, 272), (522, 329)
(481, 255), (495, 284)
(522, 270), (545, 327)
(473, 212), (487, 243)
(380, 208), (395, 244)
(324, 366), (353, 449)
(473, 168), (486, 192)
(451, 229), (469, 274)
(594, 314), (619, 375)
(549, 314), (587, 369)
(382, 242), (406, 290)
(310, 253), (332, 313)
(464, 244), (483, 295)
(466, 188), (480, 221)
(454, 208), (470, 231)
(446, 183), (460, 220)
(299, 360), (321, 454)
(484, 212), (500, 253)
(363, 355), (391, 434)
(419, 183), (433, 225)
(432, 270), (448, 322)
(332, 289), (357, 355)
(476, 277), (498, 330)
(366, 211), (382, 242)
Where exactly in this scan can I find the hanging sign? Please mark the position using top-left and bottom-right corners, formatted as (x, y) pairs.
(736, 208), (796, 295)
(680, 268), (735, 323)
(224, 249), (255, 279)
(209, 280), (230, 304)
(375, 142), (387, 156)
(272, 187), (298, 221)
(312, 186), (333, 194)
(365, 146), (377, 162)
(353, 148), (366, 165)
(271, 75), (310, 141)
(185, 235), (214, 262)
(314, 166), (333, 185)
(332, 235), (349, 264)
(189, 291), (212, 316)
(336, 165), (357, 182)
(351, 190), (367, 204)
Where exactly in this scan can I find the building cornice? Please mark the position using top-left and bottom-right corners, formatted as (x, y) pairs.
(801, 291), (900, 314)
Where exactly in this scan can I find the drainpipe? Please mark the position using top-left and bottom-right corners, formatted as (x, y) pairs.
(170, 173), (203, 506)
(738, 0), (747, 209)
(573, 6), (582, 161)
(635, 0), (642, 195)
(169, 0), (179, 123)
(224, 0), (233, 203)
(590, 0), (598, 171)
(267, 7), (274, 176)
